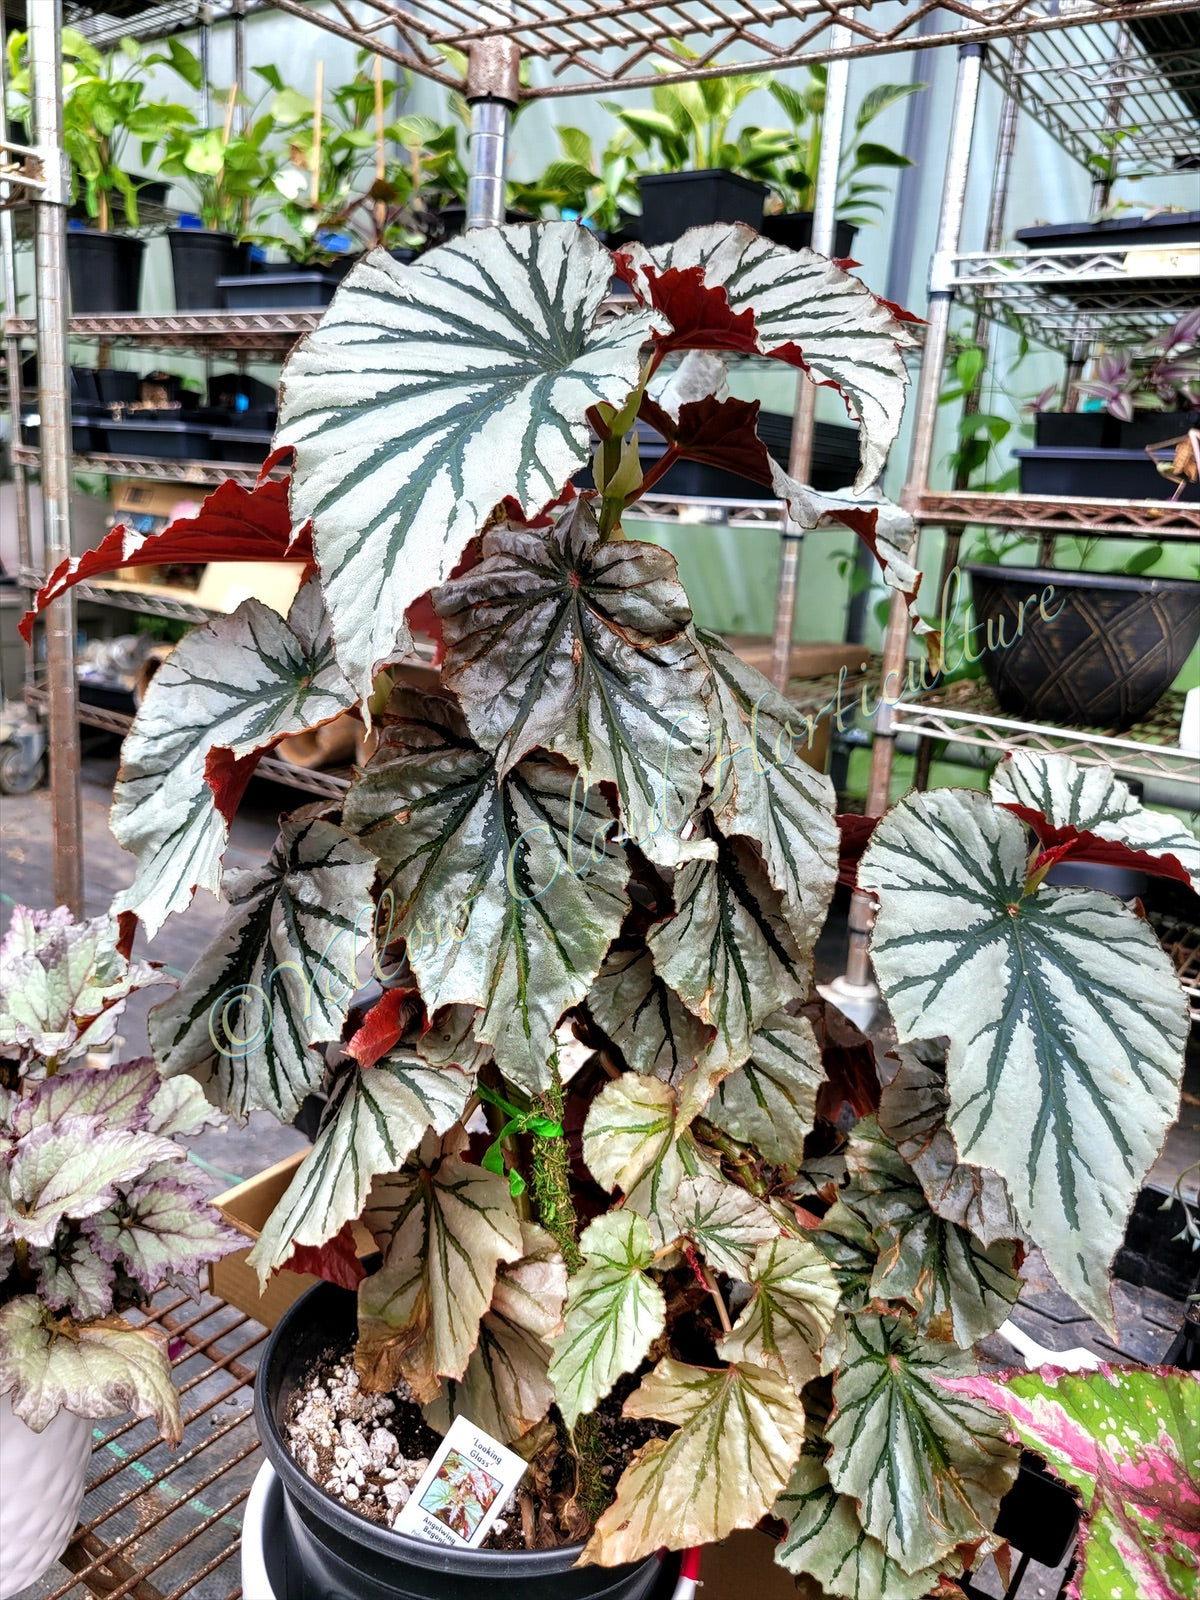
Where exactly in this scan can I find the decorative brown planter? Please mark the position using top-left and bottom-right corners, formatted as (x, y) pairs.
(966, 563), (1200, 730)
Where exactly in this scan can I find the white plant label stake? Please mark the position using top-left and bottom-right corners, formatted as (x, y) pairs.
(392, 1415), (527, 1550)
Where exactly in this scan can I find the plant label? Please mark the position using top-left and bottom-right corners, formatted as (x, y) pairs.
(391, 1414), (527, 1549)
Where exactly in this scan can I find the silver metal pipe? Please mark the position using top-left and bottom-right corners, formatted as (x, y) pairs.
(31, 0), (83, 914)
(0, 4), (34, 601)
(769, 20), (853, 691)
(843, 38), (985, 996)
(466, 100), (511, 231)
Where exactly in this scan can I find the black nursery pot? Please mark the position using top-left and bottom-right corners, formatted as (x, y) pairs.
(217, 271), (344, 309)
(1033, 411), (1117, 450)
(760, 212), (859, 260)
(966, 562), (1200, 729)
(66, 229), (145, 314)
(168, 228), (244, 311)
(636, 171), (766, 247)
(255, 1281), (673, 1600)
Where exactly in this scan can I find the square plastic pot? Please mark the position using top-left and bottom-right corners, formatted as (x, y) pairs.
(636, 171), (766, 247)
(66, 230), (145, 314)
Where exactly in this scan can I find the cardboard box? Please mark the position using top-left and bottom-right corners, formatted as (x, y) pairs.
(701, 1530), (797, 1598)
(111, 481), (207, 524)
(208, 1151), (372, 1328)
(194, 560), (304, 617)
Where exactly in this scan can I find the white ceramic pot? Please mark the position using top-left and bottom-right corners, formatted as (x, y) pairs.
(0, 1392), (93, 1598)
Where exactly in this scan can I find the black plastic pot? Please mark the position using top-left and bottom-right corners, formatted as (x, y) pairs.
(20, 412), (100, 453)
(1014, 213), (1200, 303)
(1016, 445), (1197, 501)
(168, 228), (244, 311)
(1116, 408), (1200, 451)
(206, 427), (273, 463)
(1033, 411), (1116, 450)
(966, 562), (1200, 729)
(760, 213), (859, 260)
(93, 368), (141, 406)
(1015, 211), (1200, 251)
(636, 171), (766, 247)
(218, 272), (343, 309)
(97, 419), (212, 459)
(66, 230), (145, 314)
(255, 1282), (672, 1600)
(574, 414), (858, 499)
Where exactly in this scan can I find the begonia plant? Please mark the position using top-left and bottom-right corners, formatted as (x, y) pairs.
(27, 220), (1197, 1589)
(0, 906), (241, 1438)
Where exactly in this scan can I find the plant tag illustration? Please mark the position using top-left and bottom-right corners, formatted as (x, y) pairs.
(391, 1415), (527, 1549)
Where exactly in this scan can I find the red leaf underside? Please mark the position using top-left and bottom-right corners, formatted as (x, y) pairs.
(21, 477), (311, 642)
(284, 1223), (366, 1289)
(1002, 805), (1194, 889)
(639, 393), (775, 487)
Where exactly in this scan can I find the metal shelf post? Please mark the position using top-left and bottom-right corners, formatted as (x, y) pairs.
(769, 15), (854, 692)
(31, 0), (83, 913)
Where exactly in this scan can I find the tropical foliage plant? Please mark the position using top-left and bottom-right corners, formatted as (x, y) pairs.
(28, 220), (1196, 1588)
(609, 45), (921, 228)
(0, 906), (241, 1437)
(5, 28), (198, 231)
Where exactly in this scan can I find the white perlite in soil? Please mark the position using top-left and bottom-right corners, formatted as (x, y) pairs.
(285, 1357), (515, 1537)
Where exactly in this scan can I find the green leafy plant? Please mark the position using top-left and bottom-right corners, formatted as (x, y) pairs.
(153, 53), (280, 235)
(33, 222), (1195, 1583)
(5, 28), (198, 231)
(0, 906), (240, 1436)
(609, 47), (921, 229)
(609, 46), (791, 182)
(509, 125), (641, 236)
(260, 58), (470, 263)
(764, 71), (922, 227)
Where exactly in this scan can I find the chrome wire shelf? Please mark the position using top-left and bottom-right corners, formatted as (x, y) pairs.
(948, 244), (1200, 352)
(75, 579), (220, 626)
(259, 0), (1200, 102)
(27, 1289), (264, 1600)
(12, 444), (278, 490)
(914, 489), (1200, 538)
(4, 309), (321, 358)
(24, 687), (352, 797)
(1151, 911), (1200, 1016)
(890, 682), (1195, 784)
(984, 16), (1200, 175)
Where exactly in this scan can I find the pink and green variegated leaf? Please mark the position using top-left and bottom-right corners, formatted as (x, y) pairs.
(942, 1366), (1200, 1600)
(434, 499), (712, 869)
(704, 1008), (823, 1172)
(775, 1454), (966, 1600)
(876, 1047), (1022, 1249)
(275, 225), (663, 700)
(248, 1050), (473, 1280)
(111, 576), (356, 936)
(84, 1177), (243, 1289)
(717, 1237), (841, 1395)
(14, 1057), (158, 1136)
(0, 1295), (182, 1441)
(696, 630), (839, 954)
(358, 1131), (524, 1402)
(991, 751), (1200, 889)
(0, 1116), (182, 1249)
(149, 812), (378, 1123)
(547, 1210), (666, 1431)
(620, 223), (916, 489)
(647, 832), (807, 1078)
(584, 1358), (808, 1565)
(860, 786), (1189, 1333)
(0, 906), (166, 1067)
(586, 945), (712, 1082)
(343, 700), (629, 1095)
(37, 1234), (116, 1320)
(826, 1314), (1019, 1574)
(428, 1221), (568, 1443)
